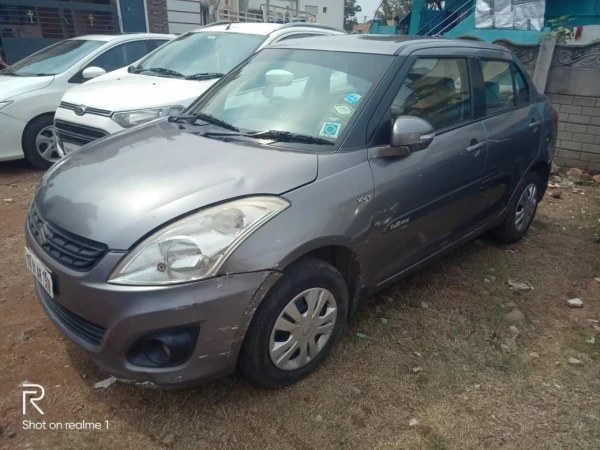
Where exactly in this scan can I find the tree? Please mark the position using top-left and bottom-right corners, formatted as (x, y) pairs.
(375, 0), (412, 21)
(344, 0), (362, 32)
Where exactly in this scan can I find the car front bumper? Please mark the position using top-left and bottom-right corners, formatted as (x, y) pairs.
(25, 224), (281, 387)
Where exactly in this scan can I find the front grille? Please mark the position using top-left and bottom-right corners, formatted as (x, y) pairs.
(59, 101), (112, 117)
(54, 119), (108, 146)
(38, 285), (106, 346)
(27, 205), (108, 272)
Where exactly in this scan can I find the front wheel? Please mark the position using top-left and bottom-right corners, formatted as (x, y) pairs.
(22, 115), (61, 170)
(239, 257), (348, 388)
(491, 172), (541, 244)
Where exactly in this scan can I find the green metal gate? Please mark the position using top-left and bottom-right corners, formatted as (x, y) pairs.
(0, 0), (120, 63)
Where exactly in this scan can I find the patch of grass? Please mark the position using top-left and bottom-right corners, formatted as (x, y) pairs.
(425, 433), (453, 450)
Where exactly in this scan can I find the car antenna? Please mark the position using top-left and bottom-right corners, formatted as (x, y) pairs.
(226, 21), (233, 30)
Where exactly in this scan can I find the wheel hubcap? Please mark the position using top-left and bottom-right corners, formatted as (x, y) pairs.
(35, 126), (60, 163)
(515, 183), (538, 232)
(269, 287), (338, 371)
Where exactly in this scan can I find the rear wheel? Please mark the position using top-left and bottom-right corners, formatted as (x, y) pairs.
(239, 257), (348, 388)
(23, 115), (60, 170)
(491, 172), (541, 244)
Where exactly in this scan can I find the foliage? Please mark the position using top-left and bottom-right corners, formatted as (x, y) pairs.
(344, 0), (362, 32)
(542, 15), (574, 44)
(375, 0), (412, 21)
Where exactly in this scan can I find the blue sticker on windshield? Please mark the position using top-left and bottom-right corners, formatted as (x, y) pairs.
(319, 122), (341, 138)
(207, 35), (216, 39)
(345, 92), (361, 104)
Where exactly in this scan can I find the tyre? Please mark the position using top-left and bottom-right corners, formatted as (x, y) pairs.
(239, 257), (349, 388)
(491, 172), (541, 244)
(22, 115), (59, 170)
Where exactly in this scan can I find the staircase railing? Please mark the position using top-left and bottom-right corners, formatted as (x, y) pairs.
(427, 1), (474, 36)
(415, 0), (467, 35)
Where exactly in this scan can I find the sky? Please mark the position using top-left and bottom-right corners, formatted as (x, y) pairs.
(357, 0), (382, 23)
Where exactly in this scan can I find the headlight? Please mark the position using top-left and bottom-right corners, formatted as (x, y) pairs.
(0, 101), (13, 110)
(108, 196), (290, 285)
(112, 106), (184, 128)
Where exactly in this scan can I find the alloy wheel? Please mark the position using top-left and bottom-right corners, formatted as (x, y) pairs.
(35, 126), (61, 163)
(269, 287), (338, 371)
(515, 183), (538, 233)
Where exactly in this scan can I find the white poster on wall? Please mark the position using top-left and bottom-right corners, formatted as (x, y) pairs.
(475, 0), (546, 31)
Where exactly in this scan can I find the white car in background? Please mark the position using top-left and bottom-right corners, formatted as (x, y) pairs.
(54, 22), (345, 157)
(0, 33), (172, 169)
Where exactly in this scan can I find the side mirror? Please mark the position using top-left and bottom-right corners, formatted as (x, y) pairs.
(264, 69), (293, 87)
(82, 66), (106, 80)
(391, 115), (435, 151)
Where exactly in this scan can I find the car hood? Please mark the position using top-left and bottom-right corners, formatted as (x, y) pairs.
(0, 75), (54, 100)
(34, 120), (318, 250)
(61, 72), (217, 111)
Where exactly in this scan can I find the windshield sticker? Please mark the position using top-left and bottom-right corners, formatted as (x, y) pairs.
(319, 122), (341, 139)
(345, 92), (361, 104)
(333, 104), (354, 117)
(207, 36), (216, 39)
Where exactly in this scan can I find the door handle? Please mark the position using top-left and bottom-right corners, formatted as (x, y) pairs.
(466, 141), (486, 153)
(529, 120), (541, 128)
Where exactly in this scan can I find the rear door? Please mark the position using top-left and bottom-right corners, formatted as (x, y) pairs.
(474, 57), (542, 220)
(367, 52), (489, 283)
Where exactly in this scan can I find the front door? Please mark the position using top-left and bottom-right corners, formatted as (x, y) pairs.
(119, 0), (148, 32)
(368, 55), (489, 284)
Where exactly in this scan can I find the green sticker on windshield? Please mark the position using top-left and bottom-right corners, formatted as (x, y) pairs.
(333, 104), (354, 117)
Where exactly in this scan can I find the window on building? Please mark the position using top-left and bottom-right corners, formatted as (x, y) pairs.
(305, 5), (318, 16)
(323, 7), (327, 13)
(390, 57), (471, 131)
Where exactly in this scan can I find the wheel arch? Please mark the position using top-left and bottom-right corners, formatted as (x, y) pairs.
(21, 111), (55, 149)
(531, 160), (550, 200)
(278, 242), (365, 318)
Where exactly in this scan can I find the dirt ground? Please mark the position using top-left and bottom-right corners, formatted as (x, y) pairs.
(1, 160), (599, 450)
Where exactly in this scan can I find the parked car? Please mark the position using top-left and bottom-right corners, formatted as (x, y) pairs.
(26, 35), (556, 388)
(53, 22), (345, 158)
(0, 34), (172, 169)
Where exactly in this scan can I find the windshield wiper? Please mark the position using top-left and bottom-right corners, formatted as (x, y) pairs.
(185, 72), (225, 81)
(244, 130), (334, 145)
(168, 113), (239, 132)
(136, 67), (185, 78)
(0, 71), (19, 76)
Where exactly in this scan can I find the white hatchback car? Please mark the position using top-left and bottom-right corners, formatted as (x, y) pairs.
(54, 22), (344, 157)
(0, 34), (171, 169)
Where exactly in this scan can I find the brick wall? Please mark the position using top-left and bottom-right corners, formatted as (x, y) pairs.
(146, 0), (169, 34)
(551, 94), (600, 173)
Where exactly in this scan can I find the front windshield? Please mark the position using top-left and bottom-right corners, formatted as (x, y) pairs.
(189, 48), (394, 145)
(136, 31), (267, 78)
(2, 39), (104, 76)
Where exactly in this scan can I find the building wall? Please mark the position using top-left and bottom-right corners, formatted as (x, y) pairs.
(245, 0), (343, 29)
(146, 0), (170, 33)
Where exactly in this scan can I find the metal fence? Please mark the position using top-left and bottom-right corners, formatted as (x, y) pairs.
(0, 0), (119, 63)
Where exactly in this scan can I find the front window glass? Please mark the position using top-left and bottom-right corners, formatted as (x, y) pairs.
(136, 32), (267, 78)
(189, 49), (393, 147)
(391, 57), (471, 131)
(479, 59), (516, 115)
(1, 39), (104, 76)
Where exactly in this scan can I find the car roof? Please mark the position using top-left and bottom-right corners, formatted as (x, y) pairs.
(269, 34), (510, 55)
(70, 33), (173, 42)
(192, 22), (343, 36)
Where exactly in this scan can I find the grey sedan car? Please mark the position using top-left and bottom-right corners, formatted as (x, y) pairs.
(26, 35), (557, 388)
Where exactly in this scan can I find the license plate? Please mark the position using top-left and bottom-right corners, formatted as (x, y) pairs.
(25, 247), (53, 298)
(63, 142), (80, 154)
